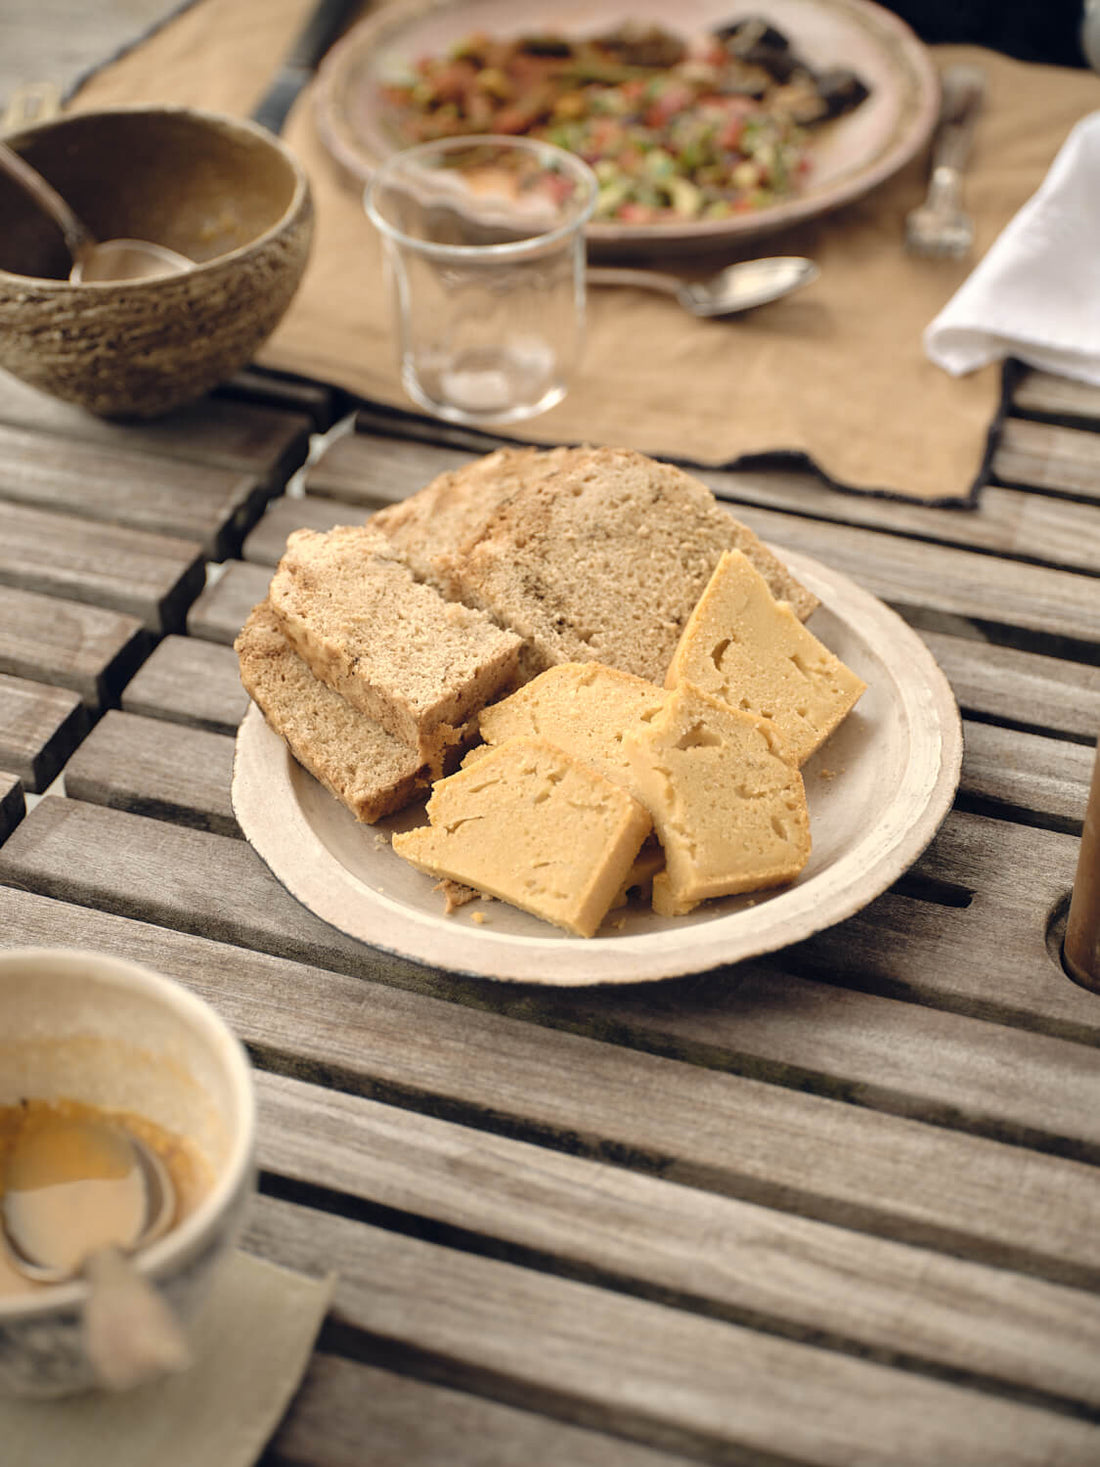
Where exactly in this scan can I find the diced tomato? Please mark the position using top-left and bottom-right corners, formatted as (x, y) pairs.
(717, 116), (743, 149)
(542, 173), (576, 206)
(643, 83), (694, 128)
(430, 60), (479, 104)
(616, 202), (656, 223)
(493, 106), (534, 134)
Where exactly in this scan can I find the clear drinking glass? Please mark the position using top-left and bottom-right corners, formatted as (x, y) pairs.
(365, 136), (597, 426)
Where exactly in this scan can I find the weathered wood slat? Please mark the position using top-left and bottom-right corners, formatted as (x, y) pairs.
(352, 400), (519, 456)
(256, 1068), (1100, 1412)
(918, 630), (1100, 742)
(305, 431), (473, 506)
(993, 418), (1100, 503)
(0, 584), (148, 711)
(216, 368), (340, 431)
(944, 720), (1092, 832)
(62, 710), (237, 836)
(187, 560), (272, 644)
(269, 1353), (694, 1467)
(704, 466), (1100, 576)
(0, 773), (24, 843)
(2, 832), (1100, 1287)
(120, 635), (248, 735)
(247, 1196), (1100, 1467)
(0, 423), (268, 560)
(781, 813), (1097, 1043)
(242, 495), (358, 566)
(0, 371), (312, 481)
(735, 506), (1100, 656)
(0, 671), (88, 791)
(0, 500), (205, 633)
(1011, 368), (1100, 428)
(0, 795), (376, 971)
(24, 890), (1100, 1412)
(957, 723), (1093, 833)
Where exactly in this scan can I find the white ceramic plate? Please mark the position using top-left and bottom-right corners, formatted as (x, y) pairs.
(231, 548), (962, 986)
(314, 0), (940, 256)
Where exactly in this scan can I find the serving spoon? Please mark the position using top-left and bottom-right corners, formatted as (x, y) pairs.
(588, 255), (819, 317)
(0, 137), (192, 283)
(1, 1112), (191, 1389)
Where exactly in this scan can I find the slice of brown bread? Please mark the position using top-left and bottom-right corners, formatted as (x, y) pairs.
(369, 447), (573, 594)
(441, 447), (817, 684)
(392, 735), (653, 938)
(235, 602), (430, 824)
(667, 550), (866, 765)
(268, 525), (523, 759)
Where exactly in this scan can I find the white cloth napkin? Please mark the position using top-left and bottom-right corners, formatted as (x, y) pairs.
(925, 111), (1100, 384)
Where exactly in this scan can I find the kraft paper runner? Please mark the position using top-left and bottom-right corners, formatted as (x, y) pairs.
(70, 0), (1100, 501)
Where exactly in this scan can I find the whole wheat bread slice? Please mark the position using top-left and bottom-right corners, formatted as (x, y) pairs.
(369, 447), (573, 594)
(439, 447), (817, 685)
(235, 601), (430, 823)
(268, 525), (523, 759)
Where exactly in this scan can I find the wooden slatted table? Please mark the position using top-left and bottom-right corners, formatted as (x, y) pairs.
(1, 361), (1099, 1467)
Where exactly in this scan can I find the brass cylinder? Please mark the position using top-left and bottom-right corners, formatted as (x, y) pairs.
(1065, 737), (1100, 990)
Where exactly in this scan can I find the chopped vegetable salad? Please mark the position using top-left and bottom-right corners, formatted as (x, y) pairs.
(381, 20), (870, 223)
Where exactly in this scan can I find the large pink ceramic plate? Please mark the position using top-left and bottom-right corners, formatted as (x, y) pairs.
(231, 548), (962, 986)
(314, 0), (939, 255)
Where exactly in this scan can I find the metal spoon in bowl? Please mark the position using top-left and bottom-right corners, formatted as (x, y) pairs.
(1, 1113), (191, 1389)
(588, 256), (819, 317)
(0, 138), (192, 283)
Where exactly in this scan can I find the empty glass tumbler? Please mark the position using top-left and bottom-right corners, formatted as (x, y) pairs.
(365, 136), (597, 425)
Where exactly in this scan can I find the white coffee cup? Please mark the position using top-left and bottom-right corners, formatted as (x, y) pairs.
(0, 947), (255, 1397)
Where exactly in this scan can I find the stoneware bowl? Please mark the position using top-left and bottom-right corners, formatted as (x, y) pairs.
(0, 106), (313, 417)
(0, 947), (256, 1397)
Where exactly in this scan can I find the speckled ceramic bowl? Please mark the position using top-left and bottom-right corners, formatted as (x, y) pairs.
(0, 948), (256, 1397)
(0, 107), (313, 418)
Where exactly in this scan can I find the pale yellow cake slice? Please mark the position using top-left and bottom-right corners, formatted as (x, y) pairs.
(623, 683), (811, 917)
(391, 736), (652, 938)
(666, 550), (866, 765)
(478, 662), (668, 797)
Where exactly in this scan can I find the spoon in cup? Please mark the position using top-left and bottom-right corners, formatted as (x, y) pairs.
(0, 138), (192, 283)
(1, 1111), (191, 1389)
